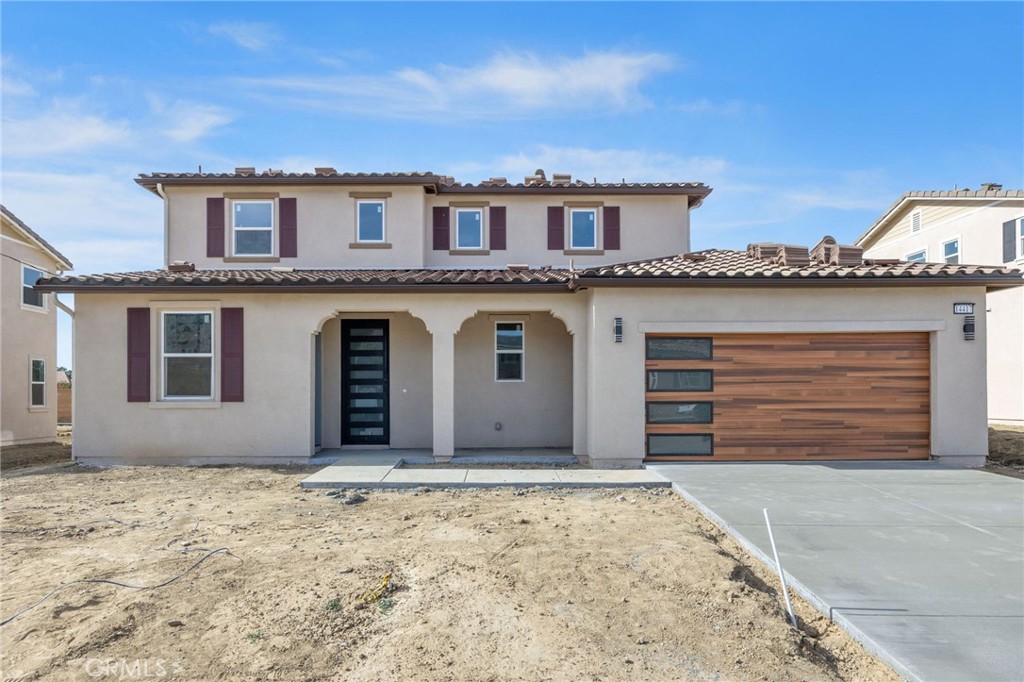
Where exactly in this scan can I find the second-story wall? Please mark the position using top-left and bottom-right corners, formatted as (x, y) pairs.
(163, 183), (693, 270)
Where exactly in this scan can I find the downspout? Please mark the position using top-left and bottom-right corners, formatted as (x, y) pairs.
(156, 182), (169, 267)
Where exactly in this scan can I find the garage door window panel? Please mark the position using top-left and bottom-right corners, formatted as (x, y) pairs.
(647, 434), (713, 457)
(648, 369), (713, 392)
(646, 337), (712, 360)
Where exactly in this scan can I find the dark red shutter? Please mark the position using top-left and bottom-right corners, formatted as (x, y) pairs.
(432, 207), (450, 250)
(547, 207), (564, 250)
(127, 308), (150, 402)
(490, 206), (507, 250)
(604, 206), (621, 250)
(207, 198), (225, 257)
(1004, 220), (1017, 263)
(221, 308), (244, 402)
(280, 198), (297, 258)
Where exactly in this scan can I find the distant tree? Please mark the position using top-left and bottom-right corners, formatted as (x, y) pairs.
(57, 366), (72, 385)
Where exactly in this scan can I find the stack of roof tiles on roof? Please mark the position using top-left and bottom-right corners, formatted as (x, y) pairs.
(35, 249), (1023, 293)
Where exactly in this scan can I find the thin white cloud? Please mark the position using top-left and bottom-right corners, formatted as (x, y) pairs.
(208, 21), (280, 51)
(2, 101), (133, 157)
(148, 97), (234, 142)
(235, 50), (675, 119)
(675, 98), (753, 117)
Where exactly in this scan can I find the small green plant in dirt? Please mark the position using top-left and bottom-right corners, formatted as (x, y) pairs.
(324, 598), (342, 612)
(245, 630), (265, 643)
(377, 597), (395, 614)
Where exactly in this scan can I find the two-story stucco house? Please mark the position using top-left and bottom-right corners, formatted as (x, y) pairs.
(1, 205), (73, 445)
(36, 169), (1022, 468)
(856, 185), (1024, 426)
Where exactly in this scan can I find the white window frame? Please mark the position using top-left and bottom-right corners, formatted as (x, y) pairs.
(494, 321), (525, 383)
(161, 310), (215, 401)
(1018, 218), (1024, 260)
(231, 199), (275, 257)
(569, 208), (599, 250)
(905, 248), (927, 263)
(454, 208), (485, 250)
(356, 199), (387, 243)
(29, 357), (46, 408)
(942, 236), (961, 265)
(910, 210), (922, 233)
(21, 264), (47, 312)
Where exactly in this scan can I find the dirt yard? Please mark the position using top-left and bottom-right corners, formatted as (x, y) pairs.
(985, 425), (1024, 478)
(0, 466), (895, 682)
(0, 441), (72, 472)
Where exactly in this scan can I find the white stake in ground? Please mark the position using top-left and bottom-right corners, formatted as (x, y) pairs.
(763, 508), (798, 628)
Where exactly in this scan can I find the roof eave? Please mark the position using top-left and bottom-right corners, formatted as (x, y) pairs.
(33, 282), (572, 294)
(573, 276), (1023, 289)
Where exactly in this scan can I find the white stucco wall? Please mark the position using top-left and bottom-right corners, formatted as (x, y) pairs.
(986, 287), (1024, 424)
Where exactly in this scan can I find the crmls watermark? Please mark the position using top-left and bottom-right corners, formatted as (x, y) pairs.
(84, 658), (184, 678)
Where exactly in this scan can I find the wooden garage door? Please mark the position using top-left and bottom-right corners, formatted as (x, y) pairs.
(644, 333), (930, 461)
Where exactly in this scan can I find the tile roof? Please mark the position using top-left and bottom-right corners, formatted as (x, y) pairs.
(35, 250), (1022, 293)
(572, 249), (1023, 287)
(35, 266), (572, 292)
(0, 205), (73, 270)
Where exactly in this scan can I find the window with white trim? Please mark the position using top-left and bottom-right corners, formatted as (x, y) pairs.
(906, 249), (927, 263)
(455, 208), (483, 249)
(22, 265), (46, 309)
(495, 322), (524, 382)
(162, 312), (214, 399)
(570, 208), (598, 249)
(910, 211), (922, 233)
(1019, 218), (1024, 259)
(30, 358), (45, 407)
(357, 200), (386, 242)
(942, 238), (960, 264)
(232, 200), (274, 256)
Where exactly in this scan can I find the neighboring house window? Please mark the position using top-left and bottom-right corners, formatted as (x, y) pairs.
(495, 322), (524, 381)
(910, 211), (922, 233)
(357, 200), (385, 243)
(1019, 218), (1024, 258)
(232, 200), (274, 256)
(162, 312), (214, 399)
(906, 249), (927, 263)
(22, 265), (45, 309)
(570, 209), (598, 249)
(29, 358), (45, 407)
(943, 238), (960, 264)
(455, 208), (483, 249)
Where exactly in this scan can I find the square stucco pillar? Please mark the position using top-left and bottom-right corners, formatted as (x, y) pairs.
(431, 328), (456, 461)
(572, 331), (588, 460)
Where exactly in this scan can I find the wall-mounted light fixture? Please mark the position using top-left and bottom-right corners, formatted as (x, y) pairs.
(963, 315), (976, 341)
(613, 317), (623, 343)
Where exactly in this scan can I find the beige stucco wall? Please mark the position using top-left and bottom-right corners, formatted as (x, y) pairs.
(1, 229), (61, 445)
(161, 185), (692, 271)
(861, 199), (1024, 425)
(986, 287), (1024, 424)
(454, 311), (572, 448)
(585, 285), (991, 467)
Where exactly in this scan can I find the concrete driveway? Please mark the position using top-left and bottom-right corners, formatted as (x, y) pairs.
(648, 462), (1024, 682)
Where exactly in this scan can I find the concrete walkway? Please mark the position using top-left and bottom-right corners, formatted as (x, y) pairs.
(648, 462), (1024, 682)
(300, 461), (668, 489)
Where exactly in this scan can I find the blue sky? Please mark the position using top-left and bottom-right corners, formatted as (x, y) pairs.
(2, 2), (1022, 367)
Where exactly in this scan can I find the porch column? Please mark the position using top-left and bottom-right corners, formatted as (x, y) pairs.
(572, 330), (589, 459)
(431, 325), (457, 461)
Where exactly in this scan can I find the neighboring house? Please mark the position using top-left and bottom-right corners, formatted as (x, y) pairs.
(856, 185), (1024, 426)
(1, 205), (73, 445)
(36, 169), (1022, 468)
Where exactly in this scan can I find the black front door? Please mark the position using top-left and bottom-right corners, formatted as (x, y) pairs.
(341, 320), (389, 445)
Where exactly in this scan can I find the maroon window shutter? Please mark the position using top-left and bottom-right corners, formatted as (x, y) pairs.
(127, 308), (150, 402)
(547, 206), (564, 250)
(432, 207), (450, 250)
(604, 206), (621, 250)
(221, 308), (244, 402)
(279, 198), (297, 258)
(490, 206), (507, 250)
(206, 198), (225, 257)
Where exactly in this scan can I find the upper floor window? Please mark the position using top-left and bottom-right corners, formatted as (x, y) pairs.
(357, 200), (386, 243)
(162, 311), (214, 400)
(30, 358), (46, 407)
(232, 200), (274, 256)
(570, 208), (598, 249)
(906, 249), (927, 263)
(456, 208), (483, 249)
(943, 238), (960, 265)
(22, 265), (46, 309)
